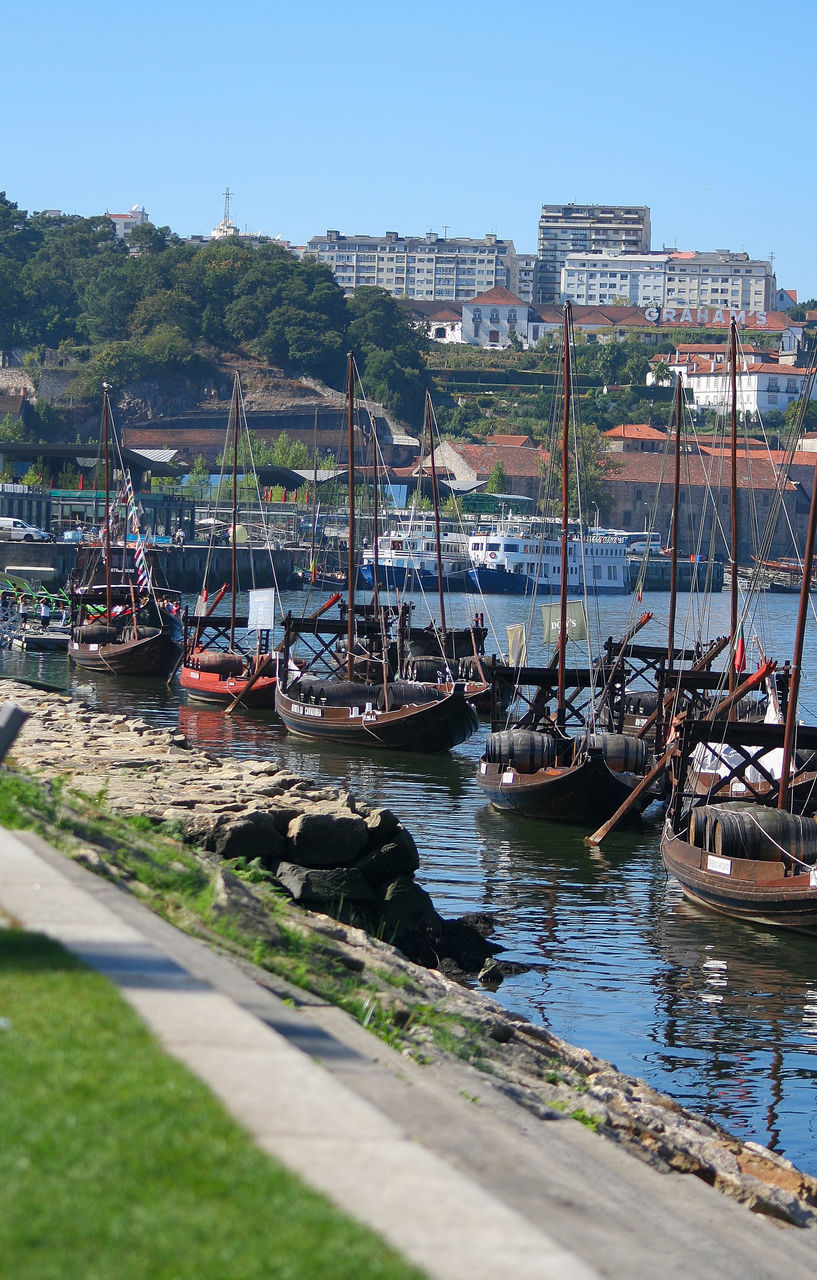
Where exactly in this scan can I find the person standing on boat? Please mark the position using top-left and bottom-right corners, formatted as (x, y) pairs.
(37, 598), (51, 630)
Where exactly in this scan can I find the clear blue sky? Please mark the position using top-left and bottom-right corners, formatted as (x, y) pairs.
(6, 0), (816, 298)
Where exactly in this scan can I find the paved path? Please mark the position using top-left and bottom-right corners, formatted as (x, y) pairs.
(3, 827), (816, 1280)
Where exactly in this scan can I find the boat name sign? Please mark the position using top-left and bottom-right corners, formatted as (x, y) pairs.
(706, 854), (732, 876)
(290, 704), (323, 718)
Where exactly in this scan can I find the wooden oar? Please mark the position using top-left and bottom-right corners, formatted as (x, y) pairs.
(224, 652), (275, 716)
(585, 660), (776, 847)
(634, 635), (729, 741)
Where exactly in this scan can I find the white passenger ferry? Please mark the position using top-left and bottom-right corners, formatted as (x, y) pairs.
(360, 518), (471, 592)
(467, 521), (631, 595)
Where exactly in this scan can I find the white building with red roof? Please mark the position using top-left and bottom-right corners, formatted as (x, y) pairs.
(684, 362), (817, 416)
(461, 286), (534, 348)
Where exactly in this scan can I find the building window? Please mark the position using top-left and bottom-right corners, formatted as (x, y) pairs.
(490, 309), (500, 322)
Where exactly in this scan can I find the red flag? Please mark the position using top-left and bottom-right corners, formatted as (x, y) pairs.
(282, 490), (287, 502)
(733, 624), (746, 673)
(78, 473), (84, 491)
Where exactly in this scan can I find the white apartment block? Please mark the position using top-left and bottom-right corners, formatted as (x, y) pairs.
(561, 252), (669, 306)
(561, 250), (775, 311)
(536, 204), (651, 302)
(305, 230), (517, 300)
(515, 254), (537, 303)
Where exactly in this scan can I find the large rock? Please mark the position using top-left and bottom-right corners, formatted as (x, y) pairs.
(208, 810), (288, 865)
(273, 861), (376, 907)
(287, 805), (369, 867)
(354, 829), (420, 886)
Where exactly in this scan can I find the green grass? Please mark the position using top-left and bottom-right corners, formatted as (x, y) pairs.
(0, 930), (425, 1280)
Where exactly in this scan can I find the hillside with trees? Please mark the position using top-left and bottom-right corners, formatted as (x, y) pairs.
(0, 191), (430, 437)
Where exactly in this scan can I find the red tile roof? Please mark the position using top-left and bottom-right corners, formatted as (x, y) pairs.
(605, 450), (797, 492)
(487, 433), (535, 447)
(468, 286), (525, 306)
(437, 441), (547, 478)
(604, 423), (667, 440)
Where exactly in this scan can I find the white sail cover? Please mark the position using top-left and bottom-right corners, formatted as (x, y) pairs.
(506, 623), (527, 666)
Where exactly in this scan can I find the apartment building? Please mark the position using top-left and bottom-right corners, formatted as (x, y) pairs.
(304, 230), (517, 300)
(536, 204), (651, 303)
(561, 249), (775, 311)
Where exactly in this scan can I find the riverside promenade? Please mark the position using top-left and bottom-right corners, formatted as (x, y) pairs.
(3, 822), (817, 1280)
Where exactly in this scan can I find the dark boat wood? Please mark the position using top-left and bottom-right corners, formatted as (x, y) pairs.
(476, 750), (655, 823)
(661, 819), (817, 933)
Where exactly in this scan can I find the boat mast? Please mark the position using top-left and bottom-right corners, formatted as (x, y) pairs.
(728, 319), (739, 699)
(102, 383), (112, 624)
(667, 373), (683, 663)
(778, 363), (817, 807)
(371, 407), (380, 619)
(230, 374), (239, 652)
(557, 302), (571, 730)
(426, 390), (447, 645)
(346, 352), (356, 680)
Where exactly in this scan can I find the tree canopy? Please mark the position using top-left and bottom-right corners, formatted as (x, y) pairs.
(0, 194), (429, 423)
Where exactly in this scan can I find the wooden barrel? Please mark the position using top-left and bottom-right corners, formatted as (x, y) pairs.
(587, 733), (648, 775)
(191, 650), (244, 676)
(712, 807), (817, 864)
(484, 729), (557, 773)
(688, 806), (710, 849)
(409, 657), (447, 682)
(379, 681), (445, 709)
(75, 623), (117, 644)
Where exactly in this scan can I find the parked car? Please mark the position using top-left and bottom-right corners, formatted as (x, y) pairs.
(0, 517), (55, 542)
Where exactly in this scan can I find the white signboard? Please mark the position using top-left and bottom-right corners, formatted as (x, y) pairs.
(247, 588), (276, 631)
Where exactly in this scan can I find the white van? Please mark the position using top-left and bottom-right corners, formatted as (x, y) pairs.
(0, 517), (54, 542)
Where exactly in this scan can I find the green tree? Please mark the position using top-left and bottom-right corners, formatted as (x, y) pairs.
(486, 461), (508, 493)
(184, 455), (211, 500)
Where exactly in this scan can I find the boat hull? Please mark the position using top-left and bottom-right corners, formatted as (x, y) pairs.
(69, 629), (179, 676)
(179, 665), (277, 709)
(275, 686), (479, 753)
(359, 563), (470, 593)
(476, 753), (654, 823)
(661, 821), (817, 932)
(467, 567), (628, 596)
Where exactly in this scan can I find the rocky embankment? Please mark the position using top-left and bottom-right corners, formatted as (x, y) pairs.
(4, 677), (817, 1229)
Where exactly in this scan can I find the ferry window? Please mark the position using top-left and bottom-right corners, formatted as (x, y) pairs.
(506, 544), (519, 552)
(487, 543), (500, 551)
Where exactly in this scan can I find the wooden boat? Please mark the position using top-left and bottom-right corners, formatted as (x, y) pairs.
(660, 331), (817, 930)
(178, 374), (277, 710)
(276, 356), (480, 754)
(68, 389), (181, 677)
(662, 719), (817, 933)
(476, 304), (657, 823)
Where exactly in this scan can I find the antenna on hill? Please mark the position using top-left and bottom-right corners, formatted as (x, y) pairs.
(223, 187), (232, 225)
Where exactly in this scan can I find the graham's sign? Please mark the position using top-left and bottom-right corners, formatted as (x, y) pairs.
(644, 307), (769, 328)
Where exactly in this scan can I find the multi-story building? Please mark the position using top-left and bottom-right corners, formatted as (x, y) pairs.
(515, 254), (537, 303)
(561, 249), (775, 311)
(536, 205), (651, 303)
(561, 252), (669, 306)
(107, 204), (149, 240)
(304, 230), (517, 300)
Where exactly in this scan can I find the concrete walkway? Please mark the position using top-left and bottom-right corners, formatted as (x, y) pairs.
(2, 827), (816, 1280)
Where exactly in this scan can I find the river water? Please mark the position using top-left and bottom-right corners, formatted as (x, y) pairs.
(5, 583), (817, 1175)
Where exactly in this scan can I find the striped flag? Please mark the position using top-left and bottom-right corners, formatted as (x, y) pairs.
(733, 623), (746, 674)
